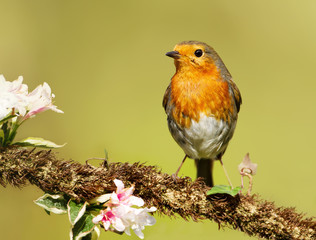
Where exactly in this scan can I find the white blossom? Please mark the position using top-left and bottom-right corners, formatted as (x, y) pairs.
(92, 208), (125, 232)
(0, 75), (28, 120)
(22, 82), (63, 120)
(115, 205), (157, 239)
(109, 179), (144, 207)
(0, 75), (63, 121)
(92, 179), (157, 239)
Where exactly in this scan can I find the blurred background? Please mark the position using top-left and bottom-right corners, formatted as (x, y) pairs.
(1, 0), (316, 239)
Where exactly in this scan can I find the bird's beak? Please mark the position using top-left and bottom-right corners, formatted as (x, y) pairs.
(166, 51), (181, 59)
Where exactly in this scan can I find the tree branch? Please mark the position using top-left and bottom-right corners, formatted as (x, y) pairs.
(0, 147), (315, 239)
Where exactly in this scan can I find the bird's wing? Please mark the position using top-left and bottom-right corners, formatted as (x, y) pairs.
(162, 84), (171, 112)
(229, 79), (242, 113)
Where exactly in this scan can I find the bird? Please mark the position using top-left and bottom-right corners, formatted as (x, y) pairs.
(163, 41), (241, 187)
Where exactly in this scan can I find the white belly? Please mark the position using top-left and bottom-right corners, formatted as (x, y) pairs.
(168, 114), (236, 159)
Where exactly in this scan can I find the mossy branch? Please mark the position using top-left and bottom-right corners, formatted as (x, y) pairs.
(0, 147), (315, 240)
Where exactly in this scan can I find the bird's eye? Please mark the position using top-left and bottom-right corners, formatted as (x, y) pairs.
(194, 49), (203, 57)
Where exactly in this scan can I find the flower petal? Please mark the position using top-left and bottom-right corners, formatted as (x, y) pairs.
(109, 192), (120, 205)
(103, 221), (111, 230)
(128, 196), (144, 207)
(124, 185), (134, 196)
(132, 227), (144, 239)
(113, 179), (124, 192)
(124, 226), (131, 236)
(92, 214), (103, 224)
(112, 217), (125, 232)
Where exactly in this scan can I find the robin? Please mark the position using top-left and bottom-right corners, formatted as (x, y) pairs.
(163, 41), (241, 187)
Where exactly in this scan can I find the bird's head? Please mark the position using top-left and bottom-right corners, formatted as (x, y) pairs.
(166, 41), (227, 75)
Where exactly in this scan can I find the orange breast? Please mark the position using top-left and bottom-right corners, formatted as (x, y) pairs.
(170, 63), (234, 128)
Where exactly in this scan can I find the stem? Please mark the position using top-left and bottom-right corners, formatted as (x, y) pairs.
(1, 121), (10, 147)
(7, 121), (20, 145)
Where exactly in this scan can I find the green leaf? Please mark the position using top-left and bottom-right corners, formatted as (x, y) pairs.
(13, 137), (66, 148)
(68, 200), (87, 225)
(34, 194), (68, 214)
(70, 213), (96, 240)
(81, 233), (93, 240)
(0, 129), (4, 146)
(1, 121), (10, 147)
(207, 185), (241, 197)
(44, 209), (51, 215)
(89, 226), (100, 240)
(81, 227), (100, 240)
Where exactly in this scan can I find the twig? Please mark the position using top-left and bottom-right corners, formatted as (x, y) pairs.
(0, 147), (315, 239)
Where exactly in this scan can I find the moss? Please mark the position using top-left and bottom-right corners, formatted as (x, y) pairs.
(0, 147), (315, 239)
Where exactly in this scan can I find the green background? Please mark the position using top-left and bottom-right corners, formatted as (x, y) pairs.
(1, 0), (315, 239)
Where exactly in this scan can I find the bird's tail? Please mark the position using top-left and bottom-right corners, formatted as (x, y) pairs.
(195, 159), (214, 187)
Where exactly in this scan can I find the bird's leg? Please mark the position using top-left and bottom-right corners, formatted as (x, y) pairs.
(219, 158), (233, 188)
(173, 155), (187, 177)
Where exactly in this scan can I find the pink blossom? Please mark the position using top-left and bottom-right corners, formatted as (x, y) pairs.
(114, 205), (157, 239)
(0, 75), (28, 120)
(22, 82), (63, 121)
(108, 179), (144, 207)
(92, 208), (125, 232)
(92, 179), (157, 239)
(0, 75), (63, 121)
(238, 153), (258, 175)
